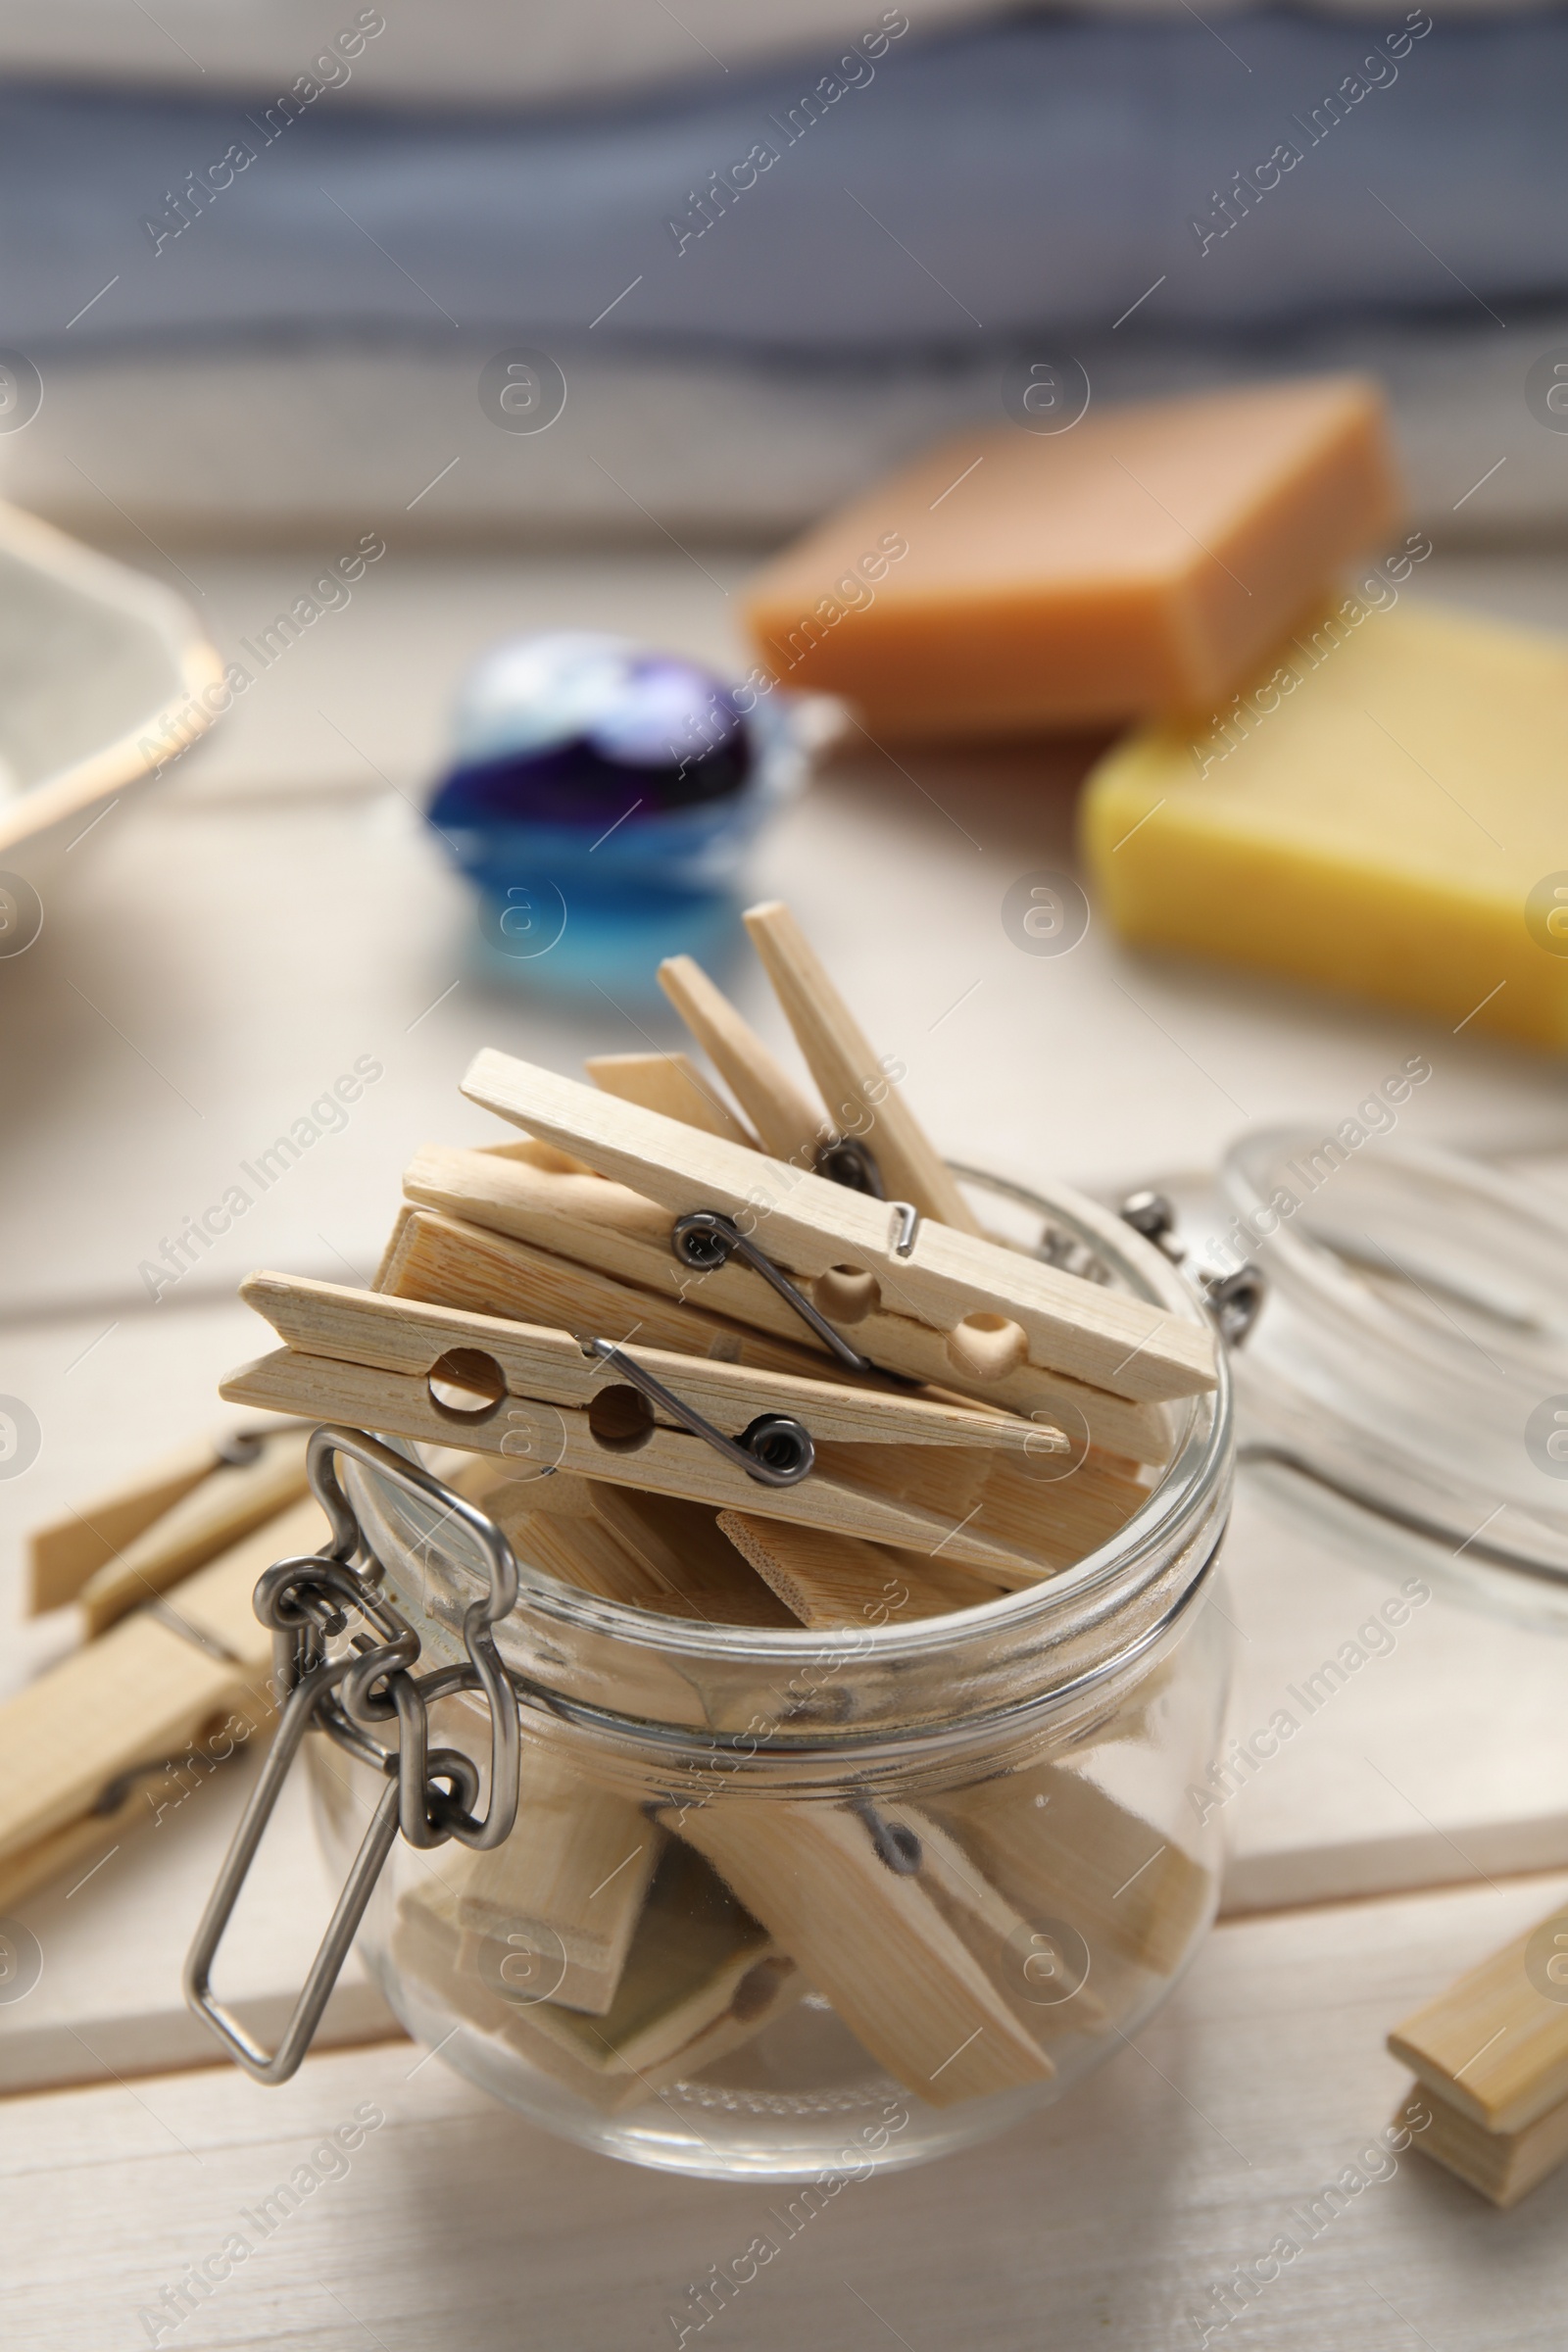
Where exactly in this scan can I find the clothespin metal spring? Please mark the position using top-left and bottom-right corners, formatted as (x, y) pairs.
(670, 1206), (921, 1381)
(586, 1336), (814, 1488)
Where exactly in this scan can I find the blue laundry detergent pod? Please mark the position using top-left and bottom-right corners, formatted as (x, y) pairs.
(426, 632), (805, 990)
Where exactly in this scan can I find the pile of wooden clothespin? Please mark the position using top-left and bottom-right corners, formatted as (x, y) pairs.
(212, 900), (1221, 2107)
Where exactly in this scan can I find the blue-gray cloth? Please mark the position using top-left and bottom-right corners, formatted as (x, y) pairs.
(2, 12), (1558, 357)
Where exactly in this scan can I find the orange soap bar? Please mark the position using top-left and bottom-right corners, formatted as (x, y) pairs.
(743, 377), (1401, 739)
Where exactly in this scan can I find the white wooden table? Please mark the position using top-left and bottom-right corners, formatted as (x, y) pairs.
(3, 543), (1568, 2342)
(6, 1876), (1568, 2350)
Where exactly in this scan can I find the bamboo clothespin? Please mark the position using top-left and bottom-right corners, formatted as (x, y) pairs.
(585, 1051), (758, 1149)
(234, 1272), (1060, 1460)
(394, 1838), (803, 2113)
(26, 1423), (309, 1622)
(527, 1494), (796, 1628)
(447, 1454), (798, 1627)
(717, 1514), (1004, 1626)
(742, 900), (986, 1235)
(927, 1760), (1213, 1980)
(26, 1436), (220, 1615)
(221, 1277), (1054, 1581)
(457, 1051), (1217, 1406)
(811, 1441), (1150, 1580)
(403, 1145), (1174, 1465)
(378, 1201), (847, 1389)
(71, 1428), (312, 1637)
(657, 954), (828, 1165)
(1390, 2083), (1568, 2211)
(0, 1494), (327, 1913)
(425, 1745), (666, 2017)
(1389, 1910), (1568, 2205)
(654, 1793), (1054, 2105)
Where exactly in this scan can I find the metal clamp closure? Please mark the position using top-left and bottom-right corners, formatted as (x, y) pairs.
(184, 1426), (522, 2084)
(1117, 1191), (1266, 1349)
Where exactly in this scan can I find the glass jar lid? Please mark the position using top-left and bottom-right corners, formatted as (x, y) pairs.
(1217, 1126), (1568, 1598)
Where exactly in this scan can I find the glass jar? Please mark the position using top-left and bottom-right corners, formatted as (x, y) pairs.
(308, 1170), (1234, 2180)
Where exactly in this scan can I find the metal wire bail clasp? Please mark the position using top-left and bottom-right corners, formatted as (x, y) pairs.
(183, 1426), (521, 2084)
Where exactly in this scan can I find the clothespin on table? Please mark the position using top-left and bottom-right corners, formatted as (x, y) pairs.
(1389, 1909), (1568, 2205)
(27, 1423), (310, 1626)
(0, 1494), (326, 1913)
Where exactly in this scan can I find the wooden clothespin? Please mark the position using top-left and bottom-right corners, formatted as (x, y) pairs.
(458, 1050), (1217, 1406)
(221, 1273), (1058, 1583)
(451, 1455), (798, 1629)
(742, 899), (987, 1234)
(379, 1201), (846, 1389)
(585, 1051), (757, 1149)
(657, 954), (828, 1165)
(0, 1494), (326, 1913)
(928, 1758), (1213, 1980)
(653, 1791), (1054, 2105)
(1389, 1911), (1568, 2205)
(394, 1839), (802, 2113)
(26, 1423), (309, 1624)
(717, 1514), (1004, 1626)
(420, 1745), (666, 2018)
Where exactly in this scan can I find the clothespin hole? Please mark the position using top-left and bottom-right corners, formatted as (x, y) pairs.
(812, 1264), (880, 1325)
(426, 1348), (508, 1424)
(947, 1313), (1029, 1382)
(587, 1384), (658, 1453)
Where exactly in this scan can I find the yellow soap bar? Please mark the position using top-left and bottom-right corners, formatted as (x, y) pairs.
(742, 376), (1400, 738)
(1081, 599), (1568, 1051)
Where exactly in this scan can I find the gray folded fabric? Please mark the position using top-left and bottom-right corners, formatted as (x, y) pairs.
(1, 10), (1563, 357)
(0, 0), (1542, 110)
(1, 309), (1559, 548)
(0, 0), (997, 111)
